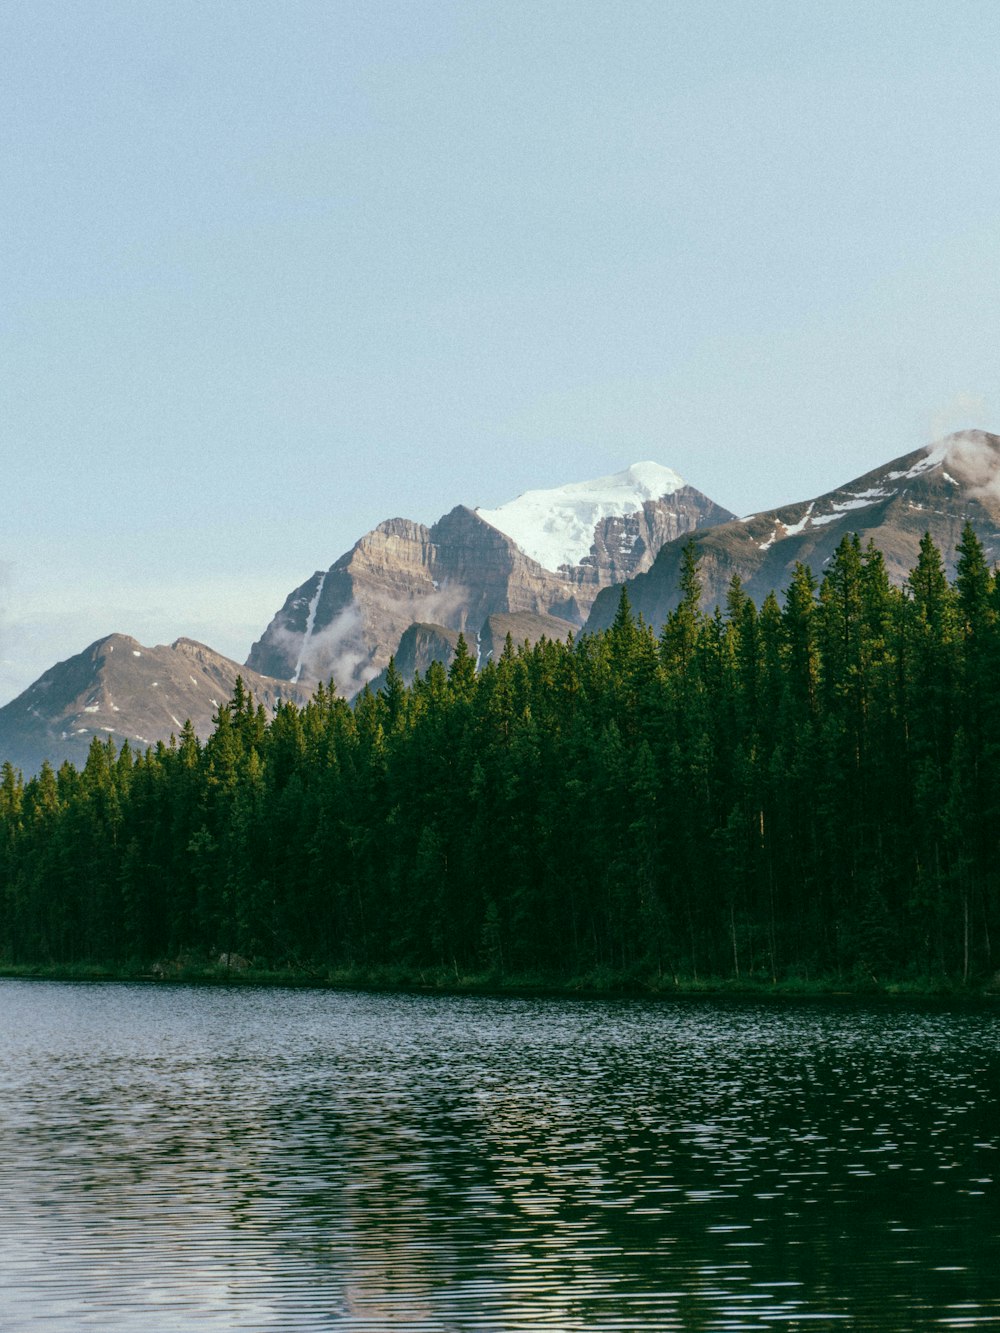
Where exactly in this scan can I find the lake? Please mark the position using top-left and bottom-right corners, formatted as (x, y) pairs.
(0, 979), (997, 1330)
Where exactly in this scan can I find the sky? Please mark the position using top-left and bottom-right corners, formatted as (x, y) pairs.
(3, 0), (1000, 704)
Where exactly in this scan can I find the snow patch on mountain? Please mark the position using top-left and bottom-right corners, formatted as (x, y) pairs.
(782, 502), (815, 538)
(292, 572), (327, 685)
(477, 462), (685, 572)
(811, 494), (888, 527)
(758, 528), (780, 551)
(887, 439), (949, 482)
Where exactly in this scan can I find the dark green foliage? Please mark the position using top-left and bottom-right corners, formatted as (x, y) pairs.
(1, 533), (999, 986)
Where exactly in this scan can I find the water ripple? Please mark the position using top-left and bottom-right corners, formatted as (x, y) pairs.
(0, 984), (998, 1330)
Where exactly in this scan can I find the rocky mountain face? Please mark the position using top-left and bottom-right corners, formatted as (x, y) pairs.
(0, 635), (305, 777)
(364, 610), (587, 695)
(477, 611), (581, 664)
(586, 431), (1000, 633)
(365, 623), (463, 695)
(247, 464), (733, 696)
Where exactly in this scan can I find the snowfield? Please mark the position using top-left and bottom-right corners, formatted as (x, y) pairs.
(477, 461), (685, 572)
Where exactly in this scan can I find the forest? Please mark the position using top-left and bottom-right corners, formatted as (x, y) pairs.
(1, 527), (999, 990)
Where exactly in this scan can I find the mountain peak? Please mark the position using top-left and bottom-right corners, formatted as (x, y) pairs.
(906, 429), (1000, 496)
(476, 460), (687, 572)
(247, 458), (729, 692)
(620, 460), (686, 491)
(0, 636), (306, 776)
(586, 429), (1000, 636)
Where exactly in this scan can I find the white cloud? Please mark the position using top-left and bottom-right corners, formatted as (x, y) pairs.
(943, 431), (1000, 505)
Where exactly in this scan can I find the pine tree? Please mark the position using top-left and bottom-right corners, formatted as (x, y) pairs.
(448, 633), (477, 703)
(660, 540), (703, 673)
(380, 657), (407, 732)
(783, 562), (820, 716)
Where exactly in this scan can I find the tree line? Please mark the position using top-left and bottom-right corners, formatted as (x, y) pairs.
(2, 527), (999, 986)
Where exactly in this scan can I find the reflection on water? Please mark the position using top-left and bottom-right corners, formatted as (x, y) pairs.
(0, 981), (997, 1330)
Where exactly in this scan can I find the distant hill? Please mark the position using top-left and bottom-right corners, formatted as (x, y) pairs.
(0, 635), (305, 776)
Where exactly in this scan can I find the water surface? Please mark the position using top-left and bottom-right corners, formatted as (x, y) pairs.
(0, 980), (997, 1330)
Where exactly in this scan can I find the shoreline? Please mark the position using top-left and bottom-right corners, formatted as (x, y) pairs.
(2, 960), (998, 1003)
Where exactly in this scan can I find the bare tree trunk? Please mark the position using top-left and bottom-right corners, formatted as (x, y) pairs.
(730, 903), (740, 978)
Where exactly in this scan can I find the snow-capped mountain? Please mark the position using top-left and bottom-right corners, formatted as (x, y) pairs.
(477, 462), (687, 572)
(247, 465), (732, 695)
(0, 460), (729, 773)
(586, 431), (1000, 633)
(13, 432), (997, 776)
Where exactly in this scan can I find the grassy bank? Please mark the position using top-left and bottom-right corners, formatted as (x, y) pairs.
(1, 958), (998, 1001)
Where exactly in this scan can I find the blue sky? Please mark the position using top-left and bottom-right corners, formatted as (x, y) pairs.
(3, 0), (1000, 702)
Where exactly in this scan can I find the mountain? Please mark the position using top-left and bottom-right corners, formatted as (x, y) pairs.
(364, 610), (586, 694)
(478, 461), (693, 572)
(0, 635), (305, 777)
(7, 435), (999, 773)
(247, 463), (733, 695)
(586, 431), (1000, 632)
(365, 623), (463, 695)
(477, 610), (582, 665)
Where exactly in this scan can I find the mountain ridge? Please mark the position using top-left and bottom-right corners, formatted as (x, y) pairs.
(6, 433), (1000, 776)
(0, 634), (306, 777)
(586, 431), (1000, 633)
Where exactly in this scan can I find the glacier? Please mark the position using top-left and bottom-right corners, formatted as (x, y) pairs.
(476, 461), (685, 573)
